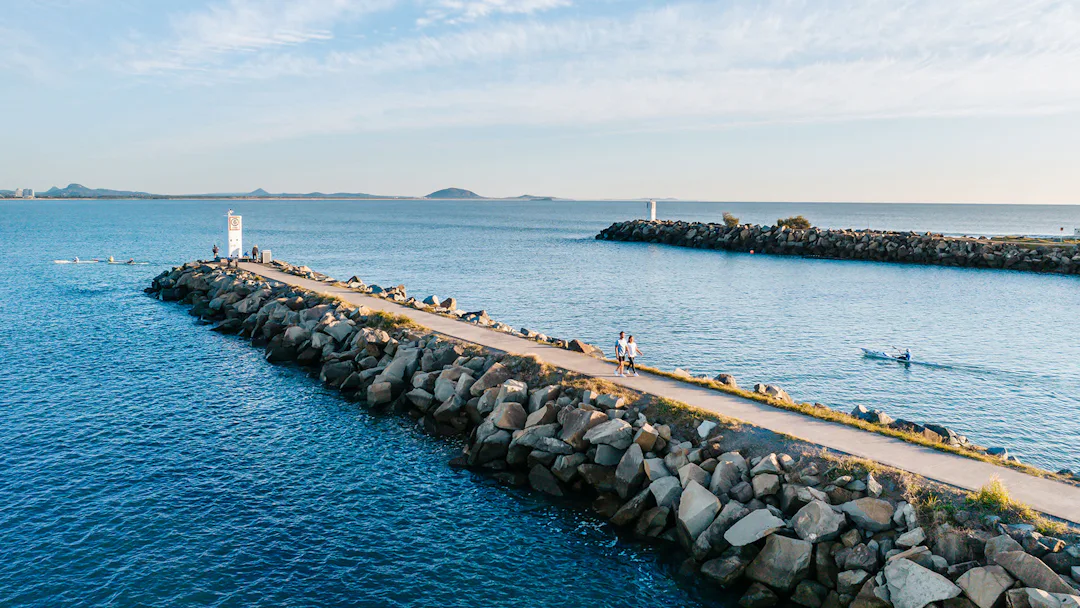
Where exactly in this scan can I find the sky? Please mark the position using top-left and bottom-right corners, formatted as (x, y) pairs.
(2, 0), (1079, 202)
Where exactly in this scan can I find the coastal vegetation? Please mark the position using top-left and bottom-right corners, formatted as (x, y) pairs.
(777, 215), (812, 229)
(723, 212), (740, 227)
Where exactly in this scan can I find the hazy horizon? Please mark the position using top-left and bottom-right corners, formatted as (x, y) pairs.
(3, 1), (1079, 204)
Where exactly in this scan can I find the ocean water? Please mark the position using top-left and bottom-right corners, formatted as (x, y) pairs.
(1, 199), (1079, 605)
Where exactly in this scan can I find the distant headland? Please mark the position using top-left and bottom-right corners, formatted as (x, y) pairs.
(0, 183), (560, 201)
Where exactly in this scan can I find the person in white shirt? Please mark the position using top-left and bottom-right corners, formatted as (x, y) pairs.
(625, 336), (642, 377)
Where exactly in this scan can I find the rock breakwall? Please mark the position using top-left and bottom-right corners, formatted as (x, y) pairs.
(597, 221), (1080, 275)
(148, 261), (1080, 607)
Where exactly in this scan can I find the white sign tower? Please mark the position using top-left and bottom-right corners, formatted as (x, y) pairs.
(226, 210), (243, 258)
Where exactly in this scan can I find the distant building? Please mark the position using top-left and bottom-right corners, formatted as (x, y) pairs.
(14, 188), (22, 198)
(24, 188), (34, 199)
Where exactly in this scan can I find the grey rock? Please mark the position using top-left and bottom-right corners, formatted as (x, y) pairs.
(615, 443), (646, 499)
(885, 558), (963, 608)
(677, 480), (720, 545)
(583, 418), (634, 449)
(724, 508), (786, 547)
(994, 551), (1076, 595)
(794, 500), (846, 543)
(649, 476), (682, 508)
(840, 498), (895, 532)
(746, 534), (814, 592)
(957, 565), (1015, 608)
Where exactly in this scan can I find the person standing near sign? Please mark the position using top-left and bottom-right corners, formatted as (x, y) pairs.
(252, 244), (259, 261)
(212, 244), (219, 259)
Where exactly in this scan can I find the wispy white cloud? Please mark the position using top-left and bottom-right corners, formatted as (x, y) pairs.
(124, 0), (396, 73)
(0, 27), (52, 82)
(125, 0), (1080, 147)
(418, 0), (570, 26)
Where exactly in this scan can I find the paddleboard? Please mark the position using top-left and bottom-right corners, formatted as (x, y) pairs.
(54, 260), (100, 264)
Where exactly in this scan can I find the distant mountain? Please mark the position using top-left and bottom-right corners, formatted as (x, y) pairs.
(511, 194), (556, 201)
(42, 183), (154, 198)
(227, 188), (390, 199)
(426, 187), (483, 199)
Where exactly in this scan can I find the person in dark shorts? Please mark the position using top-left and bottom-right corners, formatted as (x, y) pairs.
(614, 331), (628, 377)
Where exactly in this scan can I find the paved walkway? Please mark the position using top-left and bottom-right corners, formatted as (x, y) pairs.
(241, 263), (1080, 524)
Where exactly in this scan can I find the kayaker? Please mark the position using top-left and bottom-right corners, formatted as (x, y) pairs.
(108, 256), (115, 263)
(899, 349), (911, 362)
(73, 256), (80, 263)
(127, 258), (135, 264)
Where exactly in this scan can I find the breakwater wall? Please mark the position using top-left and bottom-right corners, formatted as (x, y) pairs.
(148, 261), (1080, 607)
(597, 221), (1080, 275)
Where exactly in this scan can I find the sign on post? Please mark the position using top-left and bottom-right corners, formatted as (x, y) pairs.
(227, 213), (243, 258)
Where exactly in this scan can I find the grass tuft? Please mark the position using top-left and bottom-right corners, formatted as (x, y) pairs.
(623, 361), (1069, 483)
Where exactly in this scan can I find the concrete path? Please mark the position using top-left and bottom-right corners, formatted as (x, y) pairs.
(240, 263), (1080, 524)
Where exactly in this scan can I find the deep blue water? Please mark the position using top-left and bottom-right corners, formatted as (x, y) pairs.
(1, 199), (1079, 605)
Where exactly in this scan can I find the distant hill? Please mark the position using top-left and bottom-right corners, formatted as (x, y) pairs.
(42, 183), (154, 198)
(511, 194), (556, 201)
(426, 187), (483, 199)
(226, 188), (389, 199)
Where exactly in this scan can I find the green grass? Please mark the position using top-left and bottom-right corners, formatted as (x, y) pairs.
(624, 361), (1070, 483)
(966, 478), (1069, 536)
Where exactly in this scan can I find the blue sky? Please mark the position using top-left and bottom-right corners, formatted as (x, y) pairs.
(2, 0), (1079, 202)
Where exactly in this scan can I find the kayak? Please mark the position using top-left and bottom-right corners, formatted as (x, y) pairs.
(108, 262), (149, 265)
(54, 259), (100, 264)
(861, 348), (911, 363)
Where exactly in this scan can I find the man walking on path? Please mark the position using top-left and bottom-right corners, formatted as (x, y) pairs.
(252, 244), (260, 261)
(614, 331), (628, 377)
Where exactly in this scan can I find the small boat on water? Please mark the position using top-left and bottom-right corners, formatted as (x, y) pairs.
(54, 259), (100, 264)
(861, 348), (912, 364)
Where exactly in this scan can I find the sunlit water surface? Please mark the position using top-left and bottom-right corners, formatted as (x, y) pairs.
(2, 199), (1079, 605)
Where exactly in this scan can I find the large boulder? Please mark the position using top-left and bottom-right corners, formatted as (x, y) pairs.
(957, 566), (1016, 608)
(582, 418), (634, 449)
(1004, 588), (1080, 608)
(745, 534), (813, 592)
(852, 578), (893, 608)
(677, 481), (721, 545)
(840, 498), (895, 532)
(614, 443), (645, 499)
(470, 362), (512, 396)
(885, 558), (963, 608)
(611, 486), (654, 526)
(490, 401), (526, 430)
(724, 509), (786, 547)
(559, 409), (608, 450)
(649, 476), (682, 508)
(986, 535), (1024, 563)
(693, 500), (750, 560)
(793, 500), (845, 543)
(528, 385), (560, 413)
(710, 460), (743, 496)
(702, 545), (759, 588)
(528, 465), (563, 497)
(679, 463), (709, 489)
(740, 582), (779, 608)
(994, 552), (1076, 595)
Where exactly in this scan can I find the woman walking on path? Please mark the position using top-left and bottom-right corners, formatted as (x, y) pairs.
(625, 336), (642, 377)
(614, 331), (628, 377)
